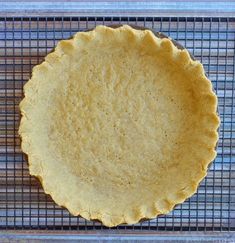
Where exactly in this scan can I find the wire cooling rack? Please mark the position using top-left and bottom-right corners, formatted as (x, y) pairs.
(0, 16), (234, 233)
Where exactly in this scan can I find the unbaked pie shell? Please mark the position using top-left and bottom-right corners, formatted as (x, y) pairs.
(19, 25), (220, 227)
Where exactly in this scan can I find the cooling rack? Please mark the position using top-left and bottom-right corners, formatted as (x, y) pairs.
(0, 16), (234, 240)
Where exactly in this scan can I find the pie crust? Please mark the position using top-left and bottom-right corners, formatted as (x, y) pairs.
(19, 25), (220, 227)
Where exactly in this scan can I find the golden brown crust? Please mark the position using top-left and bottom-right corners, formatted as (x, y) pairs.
(19, 25), (220, 227)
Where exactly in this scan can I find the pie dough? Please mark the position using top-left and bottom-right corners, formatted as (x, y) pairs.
(19, 25), (220, 227)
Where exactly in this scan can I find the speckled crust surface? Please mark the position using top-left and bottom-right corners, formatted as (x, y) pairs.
(19, 25), (220, 227)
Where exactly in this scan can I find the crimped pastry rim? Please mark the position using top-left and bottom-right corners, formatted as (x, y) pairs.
(19, 25), (220, 227)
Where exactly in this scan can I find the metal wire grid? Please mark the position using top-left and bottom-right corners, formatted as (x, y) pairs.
(0, 17), (234, 232)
